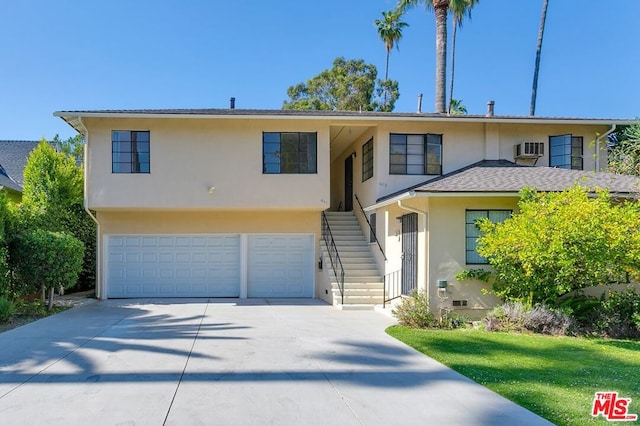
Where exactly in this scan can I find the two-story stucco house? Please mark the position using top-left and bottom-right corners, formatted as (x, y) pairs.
(54, 108), (639, 318)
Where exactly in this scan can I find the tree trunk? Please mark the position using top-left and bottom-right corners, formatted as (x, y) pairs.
(385, 49), (390, 81)
(47, 287), (54, 311)
(448, 18), (458, 115)
(384, 49), (390, 107)
(434, 3), (448, 113)
(530, 0), (549, 116)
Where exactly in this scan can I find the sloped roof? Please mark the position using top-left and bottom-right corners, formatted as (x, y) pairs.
(0, 140), (41, 191)
(377, 160), (640, 203)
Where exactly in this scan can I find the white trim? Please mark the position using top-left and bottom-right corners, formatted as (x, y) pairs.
(240, 234), (248, 298)
(53, 111), (636, 126)
(365, 191), (521, 211)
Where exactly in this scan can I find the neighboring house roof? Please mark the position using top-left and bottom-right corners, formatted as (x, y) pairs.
(375, 160), (640, 205)
(0, 140), (41, 192)
(54, 108), (636, 134)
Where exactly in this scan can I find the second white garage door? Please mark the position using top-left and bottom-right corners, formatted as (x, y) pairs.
(247, 234), (314, 298)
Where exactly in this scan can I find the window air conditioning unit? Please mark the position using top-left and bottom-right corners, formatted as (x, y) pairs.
(514, 142), (544, 159)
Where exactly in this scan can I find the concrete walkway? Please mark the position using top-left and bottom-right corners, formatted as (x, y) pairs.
(0, 299), (552, 425)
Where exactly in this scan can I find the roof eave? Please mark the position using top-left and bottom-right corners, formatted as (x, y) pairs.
(52, 110), (637, 126)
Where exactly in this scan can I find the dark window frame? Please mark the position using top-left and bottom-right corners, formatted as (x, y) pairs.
(362, 137), (374, 182)
(112, 130), (150, 174)
(465, 209), (512, 265)
(389, 133), (442, 175)
(549, 134), (583, 170)
(262, 132), (318, 174)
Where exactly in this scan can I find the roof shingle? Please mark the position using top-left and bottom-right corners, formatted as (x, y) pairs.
(378, 160), (640, 202)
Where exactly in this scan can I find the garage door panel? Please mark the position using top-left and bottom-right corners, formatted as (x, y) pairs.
(247, 234), (314, 298)
(108, 235), (240, 298)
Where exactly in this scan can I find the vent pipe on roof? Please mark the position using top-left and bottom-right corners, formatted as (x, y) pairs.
(486, 100), (495, 117)
(417, 93), (423, 113)
(230, 97), (236, 109)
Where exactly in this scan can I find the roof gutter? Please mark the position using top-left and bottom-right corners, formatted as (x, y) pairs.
(595, 124), (616, 172)
(76, 117), (103, 300)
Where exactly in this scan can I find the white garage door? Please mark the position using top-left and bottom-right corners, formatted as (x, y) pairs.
(107, 235), (241, 298)
(247, 234), (314, 298)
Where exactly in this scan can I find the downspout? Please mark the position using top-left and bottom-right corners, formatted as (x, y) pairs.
(77, 117), (103, 299)
(397, 199), (428, 303)
(595, 124), (616, 172)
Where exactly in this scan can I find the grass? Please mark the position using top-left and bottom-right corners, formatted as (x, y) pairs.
(386, 326), (640, 426)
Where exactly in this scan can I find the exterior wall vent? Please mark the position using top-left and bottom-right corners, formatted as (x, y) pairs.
(452, 300), (468, 307)
(514, 142), (544, 159)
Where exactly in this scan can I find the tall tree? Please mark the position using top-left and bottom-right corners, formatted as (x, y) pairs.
(375, 10), (409, 81)
(20, 141), (96, 290)
(447, 0), (478, 114)
(398, 0), (478, 114)
(608, 123), (640, 175)
(282, 57), (399, 112)
(530, 0), (549, 116)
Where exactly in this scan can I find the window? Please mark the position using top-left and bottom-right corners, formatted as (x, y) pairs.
(550, 134), (583, 170)
(263, 132), (317, 174)
(369, 213), (377, 243)
(112, 131), (150, 173)
(465, 210), (511, 264)
(389, 133), (442, 175)
(362, 138), (373, 181)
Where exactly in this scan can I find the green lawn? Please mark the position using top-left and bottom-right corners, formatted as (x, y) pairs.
(386, 326), (640, 426)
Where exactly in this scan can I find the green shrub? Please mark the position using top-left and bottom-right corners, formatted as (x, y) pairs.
(0, 297), (14, 322)
(598, 289), (640, 339)
(557, 294), (602, 333)
(440, 311), (470, 329)
(392, 289), (439, 328)
(12, 229), (84, 309)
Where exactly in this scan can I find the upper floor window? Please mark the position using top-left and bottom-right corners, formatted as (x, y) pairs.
(389, 133), (442, 175)
(112, 131), (150, 173)
(362, 138), (373, 182)
(465, 210), (511, 264)
(263, 132), (317, 174)
(550, 134), (583, 170)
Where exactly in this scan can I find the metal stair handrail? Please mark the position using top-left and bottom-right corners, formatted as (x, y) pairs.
(354, 194), (386, 261)
(321, 212), (345, 305)
(383, 269), (403, 308)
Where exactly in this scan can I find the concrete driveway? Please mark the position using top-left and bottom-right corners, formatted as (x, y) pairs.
(0, 299), (552, 425)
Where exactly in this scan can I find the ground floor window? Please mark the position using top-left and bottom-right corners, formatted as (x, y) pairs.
(465, 210), (511, 264)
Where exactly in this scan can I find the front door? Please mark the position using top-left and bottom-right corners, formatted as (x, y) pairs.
(344, 156), (353, 211)
(401, 213), (418, 295)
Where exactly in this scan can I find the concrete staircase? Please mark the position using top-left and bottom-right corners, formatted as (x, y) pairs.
(321, 211), (384, 310)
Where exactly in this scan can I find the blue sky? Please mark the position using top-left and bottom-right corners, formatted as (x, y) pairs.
(1, 0), (638, 140)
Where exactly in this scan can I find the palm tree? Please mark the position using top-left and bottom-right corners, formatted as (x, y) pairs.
(449, 98), (467, 115)
(375, 10), (408, 81)
(398, 0), (478, 114)
(448, 0), (479, 114)
(530, 0), (549, 116)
